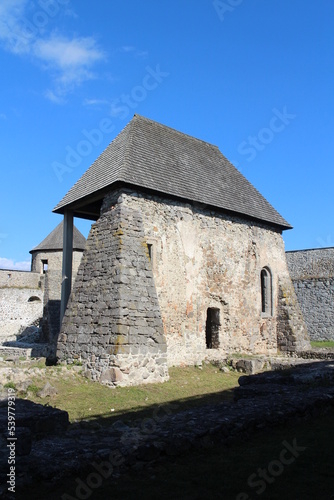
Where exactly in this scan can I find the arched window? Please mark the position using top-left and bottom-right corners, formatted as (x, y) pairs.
(261, 267), (272, 316)
(28, 296), (41, 303)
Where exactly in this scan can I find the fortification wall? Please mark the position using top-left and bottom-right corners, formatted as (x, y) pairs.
(286, 248), (334, 341)
(0, 270), (41, 288)
(0, 250), (83, 344)
(0, 270), (43, 342)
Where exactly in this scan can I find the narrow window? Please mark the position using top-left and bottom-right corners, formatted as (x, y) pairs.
(147, 243), (153, 261)
(261, 267), (272, 316)
(146, 240), (157, 271)
(42, 259), (48, 274)
(206, 308), (220, 349)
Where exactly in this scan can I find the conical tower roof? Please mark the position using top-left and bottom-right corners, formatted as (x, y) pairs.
(30, 222), (86, 253)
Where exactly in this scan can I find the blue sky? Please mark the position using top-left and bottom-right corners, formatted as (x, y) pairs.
(1, 0), (333, 270)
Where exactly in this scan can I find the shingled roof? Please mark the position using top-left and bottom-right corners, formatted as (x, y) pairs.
(53, 114), (291, 230)
(30, 222), (86, 253)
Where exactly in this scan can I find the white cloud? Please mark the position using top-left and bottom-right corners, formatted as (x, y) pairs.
(0, 257), (30, 271)
(83, 98), (109, 106)
(118, 46), (148, 58)
(0, 0), (32, 55)
(121, 45), (134, 52)
(35, 34), (104, 100)
(83, 97), (123, 116)
(44, 89), (66, 104)
(0, 2), (105, 101)
(34, 35), (103, 69)
(83, 98), (111, 110)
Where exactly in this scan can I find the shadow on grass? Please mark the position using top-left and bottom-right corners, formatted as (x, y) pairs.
(72, 359), (334, 425)
(12, 361), (334, 500)
(78, 386), (236, 426)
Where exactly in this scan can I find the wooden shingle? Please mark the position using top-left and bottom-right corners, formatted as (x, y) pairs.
(53, 115), (291, 230)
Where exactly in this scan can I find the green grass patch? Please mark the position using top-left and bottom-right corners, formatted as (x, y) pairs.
(26, 363), (240, 423)
(4, 381), (16, 390)
(26, 383), (41, 395)
(311, 340), (334, 348)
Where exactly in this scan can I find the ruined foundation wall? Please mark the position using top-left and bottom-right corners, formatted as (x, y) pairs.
(286, 248), (334, 341)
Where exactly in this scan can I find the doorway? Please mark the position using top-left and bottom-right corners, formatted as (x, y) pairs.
(206, 307), (220, 349)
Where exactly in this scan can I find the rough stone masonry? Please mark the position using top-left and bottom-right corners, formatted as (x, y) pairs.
(57, 195), (169, 386)
(54, 115), (310, 386)
(286, 247), (334, 341)
(57, 188), (310, 386)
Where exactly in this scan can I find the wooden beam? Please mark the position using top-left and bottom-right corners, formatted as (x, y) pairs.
(60, 211), (73, 323)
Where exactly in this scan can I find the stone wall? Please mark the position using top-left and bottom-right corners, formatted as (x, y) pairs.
(57, 200), (169, 387)
(0, 270), (43, 342)
(31, 250), (83, 343)
(0, 270), (41, 288)
(286, 248), (334, 340)
(277, 276), (310, 352)
(107, 191), (308, 363)
(57, 188), (309, 385)
(0, 250), (83, 345)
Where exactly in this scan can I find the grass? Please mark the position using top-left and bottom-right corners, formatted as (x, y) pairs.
(310, 340), (334, 348)
(10, 361), (334, 499)
(4, 381), (16, 390)
(19, 406), (334, 500)
(26, 383), (40, 395)
(23, 363), (240, 423)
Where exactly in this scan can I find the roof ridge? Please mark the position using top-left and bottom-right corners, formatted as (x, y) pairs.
(133, 114), (220, 150)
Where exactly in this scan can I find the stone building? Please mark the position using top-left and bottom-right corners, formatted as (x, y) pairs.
(53, 114), (310, 387)
(286, 247), (334, 341)
(30, 221), (86, 342)
(0, 222), (85, 345)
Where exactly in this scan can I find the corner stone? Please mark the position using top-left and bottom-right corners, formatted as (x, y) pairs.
(99, 367), (123, 384)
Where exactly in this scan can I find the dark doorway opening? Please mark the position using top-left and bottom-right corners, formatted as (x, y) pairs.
(206, 308), (220, 349)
